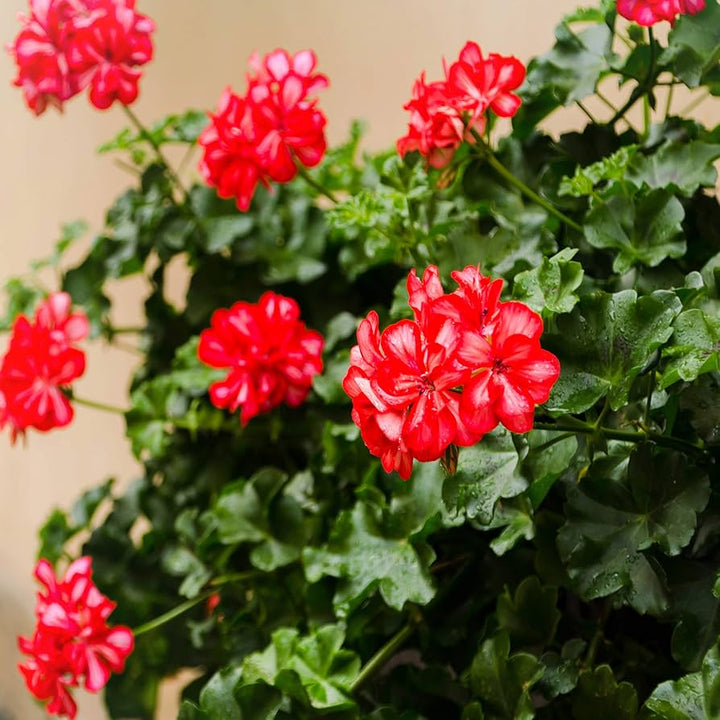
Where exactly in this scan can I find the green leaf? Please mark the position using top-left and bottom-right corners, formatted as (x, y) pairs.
(642, 642), (720, 719)
(537, 639), (586, 700)
(303, 501), (435, 616)
(558, 446), (709, 614)
(627, 142), (720, 198)
(559, 145), (639, 198)
(571, 665), (638, 720)
(210, 467), (309, 572)
(467, 632), (544, 720)
(512, 248), (584, 315)
(663, 1), (720, 87)
(242, 624), (360, 711)
(662, 309), (720, 388)
(514, 21), (613, 135)
(524, 430), (579, 510)
(583, 191), (686, 275)
(442, 428), (528, 525)
(496, 576), (561, 646)
(546, 289), (681, 412)
(199, 666), (244, 720)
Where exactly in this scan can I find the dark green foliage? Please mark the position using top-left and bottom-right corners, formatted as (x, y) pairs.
(11, 0), (720, 718)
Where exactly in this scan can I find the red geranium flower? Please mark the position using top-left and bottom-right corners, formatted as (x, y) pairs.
(398, 42), (525, 169)
(8, 0), (155, 114)
(199, 48), (328, 211)
(396, 74), (468, 170)
(617, 0), (705, 24)
(459, 301), (560, 434)
(66, 0), (155, 109)
(344, 266), (560, 479)
(18, 557), (134, 719)
(447, 41), (525, 122)
(0, 292), (89, 441)
(198, 292), (324, 425)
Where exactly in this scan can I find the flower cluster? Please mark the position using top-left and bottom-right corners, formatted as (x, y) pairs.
(397, 42), (525, 169)
(0, 292), (89, 442)
(617, 0), (705, 24)
(343, 266), (560, 479)
(198, 48), (328, 211)
(18, 557), (134, 719)
(198, 291), (324, 425)
(9, 0), (155, 115)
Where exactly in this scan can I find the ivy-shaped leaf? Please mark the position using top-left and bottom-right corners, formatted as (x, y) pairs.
(242, 624), (360, 711)
(302, 501), (435, 616)
(496, 576), (561, 647)
(583, 190), (686, 275)
(572, 665), (638, 720)
(559, 145), (639, 198)
(442, 428), (528, 525)
(466, 632), (544, 720)
(209, 467), (309, 572)
(512, 248), (584, 315)
(627, 141), (720, 197)
(642, 642), (720, 719)
(662, 309), (720, 388)
(546, 289), (681, 413)
(558, 446), (710, 614)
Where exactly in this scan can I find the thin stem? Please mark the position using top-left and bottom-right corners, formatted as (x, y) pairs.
(531, 431), (577, 454)
(71, 395), (128, 416)
(350, 612), (421, 693)
(133, 590), (216, 637)
(296, 165), (338, 204)
(642, 28), (655, 138)
(110, 325), (145, 335)
(483, 152), (583, 233)
(533, 420), (706, 456)
(121, 105), (191, 203)
(679, 89), (710, 117)
(576, 101), (599, 123)
(610, 29), (657, 129)
(664, 82), (675, 119)
(595, 90), (620, 115)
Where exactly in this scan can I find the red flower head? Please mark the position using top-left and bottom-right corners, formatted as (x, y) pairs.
(617, 0), (705, 24)
(198, 292), (324, 425)
(447, 42), (526, 123)
(199, 48), (328, 210)
(66, 0), (155, 109)
(18, 557), (134, 719)
(8, 0), (155, 114)
(398, 42), (525, 169)
(396, 74), (467, 170)
(0, 292), (89, 441)
(344, 266), (560, 479)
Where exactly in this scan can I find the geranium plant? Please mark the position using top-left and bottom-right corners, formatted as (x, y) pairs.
(4, 0), (720, 717)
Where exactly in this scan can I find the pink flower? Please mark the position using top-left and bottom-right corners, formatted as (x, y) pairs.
(66, 1), (155, 109)
(8, 0), (155, 114)
(398, 42), (525, 169)
(198, 292), (324, 425)
(0, 292), (89, 441)
(344, 266), (560, 479)
(198, 88), (267, 212)
(447, 41), (526, 122)
(459, 301), (561, 434)
(18, 557), (134, 719)
(396, 74), (468, 170)
(199, 48), (328, 210)
(617, 0), (705, 24)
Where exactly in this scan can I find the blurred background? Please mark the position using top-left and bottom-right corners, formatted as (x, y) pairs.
(1, 1), (718, 717)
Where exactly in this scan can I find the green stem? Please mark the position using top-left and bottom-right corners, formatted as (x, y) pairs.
(483, 152), (583, 233)
(296, 165), (338, 204)
(71, 395), (128, 416)
(350, 613), (421, 693)
(595, 90), (620, 115)
(576, 101), (598, 123)
(133, 590), (216, 637)
(533, 420), (706, 456)
(664, 82), (675, 119)
(110, 325), (145, 335)
(679, 89), (710, 117)
(611, 28), (657, 128)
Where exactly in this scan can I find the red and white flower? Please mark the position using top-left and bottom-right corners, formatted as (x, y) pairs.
(198, 292), (324, 425)
(18, 557), (134, 719)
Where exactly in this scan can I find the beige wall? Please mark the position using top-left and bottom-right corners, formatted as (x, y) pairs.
(1, 2), (718, 718)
